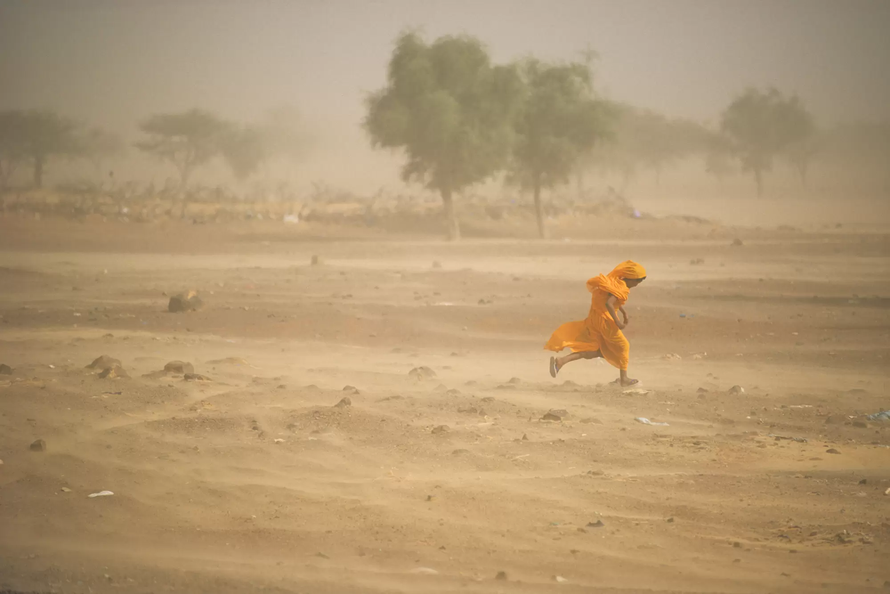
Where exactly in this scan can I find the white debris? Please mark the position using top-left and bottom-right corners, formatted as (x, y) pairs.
(635, 417), (669, 426)
(88, 490), (114, 498)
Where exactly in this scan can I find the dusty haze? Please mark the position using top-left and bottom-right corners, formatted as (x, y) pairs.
(1, 0), (889, 193)
(1, 3), (889, 594)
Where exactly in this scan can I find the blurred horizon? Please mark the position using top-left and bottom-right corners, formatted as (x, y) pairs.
(1, 0), (889, 192)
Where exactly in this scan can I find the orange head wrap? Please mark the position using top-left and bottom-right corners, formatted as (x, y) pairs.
(607, 260), (647, 281)
(588, 261), (647, 302)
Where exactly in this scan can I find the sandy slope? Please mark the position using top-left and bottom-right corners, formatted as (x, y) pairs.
(0, 217), (888, 594)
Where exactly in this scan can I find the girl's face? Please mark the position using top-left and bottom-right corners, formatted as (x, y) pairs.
(624, 277), (645, 288)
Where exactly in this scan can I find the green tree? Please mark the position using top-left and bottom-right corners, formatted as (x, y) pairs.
(365, 32), (523, 240)
(510, 59), (611, 238)
(135, 109), (230, 188)
(720, 88), (815, 197)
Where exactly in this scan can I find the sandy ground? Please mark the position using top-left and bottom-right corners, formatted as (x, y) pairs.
(1, 212), (889, 594)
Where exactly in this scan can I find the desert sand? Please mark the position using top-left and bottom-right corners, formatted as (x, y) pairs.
(1, 205), (888, 594)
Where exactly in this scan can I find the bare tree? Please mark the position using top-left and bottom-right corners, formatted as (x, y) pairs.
(135, 109), (230, 188)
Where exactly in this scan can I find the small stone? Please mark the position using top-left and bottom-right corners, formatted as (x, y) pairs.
(824, 415), (843, 425)
(586, 520), (605, 528)
(731, 238), (744, 247)
(431, 425), (449, 434)
(666, 517), (674, 523)
(168, 291), (203, 313)
(342, 385), (359, 394)
(541, 412), (562, 422)
(98, 366), (128, 379)
(728, 385), (745, 395)
(432, 261), (442, 269)
(408, 366), (437, 380)
(163, 361), (194, 374)
(30, 439), (46, 452)
(87, 355), (121, 369)
(553, 575), (568, 583)
(884, 488), (890, 496)
(826, 448), (841, 454)
(334, 397), (352, 408)
(311, 255), (321, 266)
(61, 487), (71, 493)
(0, 363), (12, 375)
(852, 420), (868, 429)
(495, 571), (507, 581)
(451, 449), (469, 455)
(733, 542), (741, 548)
(859, 478), (867, 485)
(184, 373), (210, 381)
(580, 417), (603, 424)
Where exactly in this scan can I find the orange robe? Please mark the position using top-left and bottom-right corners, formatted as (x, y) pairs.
(544, 261), (646, 371)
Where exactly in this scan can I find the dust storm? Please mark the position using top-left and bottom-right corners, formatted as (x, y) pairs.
(1, 1), (889, 593)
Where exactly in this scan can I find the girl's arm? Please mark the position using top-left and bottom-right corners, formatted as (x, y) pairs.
(618, 305), (629, 325)
(606, 295), (625, 330)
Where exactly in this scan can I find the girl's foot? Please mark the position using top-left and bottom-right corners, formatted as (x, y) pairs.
(620, 377), (639, 387)
(549, 356), (559, 378)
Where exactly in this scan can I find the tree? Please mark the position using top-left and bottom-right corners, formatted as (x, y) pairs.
(135, 109), (230, 188)
(720, 88), (815, 197)
(0, 110), (81, 189)
(365, 32), (523, 240)
(510, 59), (611, 238)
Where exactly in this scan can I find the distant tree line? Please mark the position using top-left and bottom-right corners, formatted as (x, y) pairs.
(0, 107), (308, 192)
(2, 30), (888, 239)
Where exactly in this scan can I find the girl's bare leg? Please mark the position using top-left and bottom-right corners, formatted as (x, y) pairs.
(551, 350), (602, 376)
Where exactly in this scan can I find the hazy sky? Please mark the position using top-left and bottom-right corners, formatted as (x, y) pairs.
(1, 0), (888, 186)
